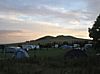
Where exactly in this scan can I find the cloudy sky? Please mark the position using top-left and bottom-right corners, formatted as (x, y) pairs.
(0, 0), (100, 44)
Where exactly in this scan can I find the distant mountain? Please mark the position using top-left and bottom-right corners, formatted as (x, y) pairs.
(3, 35), (91, 46)
(29, 35), (90, 45)
(36, 36), (55, 41)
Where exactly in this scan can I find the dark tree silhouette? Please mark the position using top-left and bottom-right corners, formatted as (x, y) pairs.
(89, 14), (100, 48)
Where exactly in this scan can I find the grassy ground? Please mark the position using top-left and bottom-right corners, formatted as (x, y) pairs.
(28, 48), (68, 59)
(0, 48), (100, 74)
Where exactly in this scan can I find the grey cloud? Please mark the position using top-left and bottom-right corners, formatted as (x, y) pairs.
(0, 0), (97, 43)
(0, 29), (35, 44)
(0, 0), (95, 26)
(0, 30), (21, 34)
(84, 0), (100, 20)
(0, 17), (88, 44)
(0, 30), (25, 44)
(86, 0), (100, 12)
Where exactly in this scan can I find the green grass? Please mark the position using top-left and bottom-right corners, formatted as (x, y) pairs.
(0, 55), (100, 74)
(28, 48), (68, 58)
(0, 48), (100, 74)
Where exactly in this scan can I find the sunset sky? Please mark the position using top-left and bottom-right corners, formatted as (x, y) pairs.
(0, 0), (100, 44)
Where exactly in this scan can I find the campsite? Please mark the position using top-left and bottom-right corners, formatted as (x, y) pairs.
(0, 35), (100, 74)
(0, 47), (99, 74)
(0, 0), (100, 74)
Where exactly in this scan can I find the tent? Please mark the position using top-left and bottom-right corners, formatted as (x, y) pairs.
(64, 49), (87, 59)
(22, 45), (36, 51)
(84, 44), (92, 50)
(14, 48), (29, 59)
(61, 45), (73, 49)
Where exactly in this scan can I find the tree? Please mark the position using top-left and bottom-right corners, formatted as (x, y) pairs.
(88, 14), (100, 48)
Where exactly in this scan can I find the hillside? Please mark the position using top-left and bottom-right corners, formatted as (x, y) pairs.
(3, 35), (90, 46)
(29, 35), (90, 45)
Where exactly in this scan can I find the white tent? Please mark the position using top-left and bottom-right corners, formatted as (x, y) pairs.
(22, 45), (36, 51)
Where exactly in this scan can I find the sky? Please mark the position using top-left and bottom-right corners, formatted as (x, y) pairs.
(0, 0), (100, 44)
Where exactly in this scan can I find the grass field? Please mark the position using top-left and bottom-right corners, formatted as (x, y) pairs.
(0, 48), (100, 74)
(28, 48), (68, 59)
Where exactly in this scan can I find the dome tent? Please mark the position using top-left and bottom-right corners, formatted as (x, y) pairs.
(64, 49), (87, 59)
(13, 48), (29, 59)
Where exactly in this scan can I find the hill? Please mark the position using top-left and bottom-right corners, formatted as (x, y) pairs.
(28, 35), (90, 45)
(3, 35), (91, 46)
